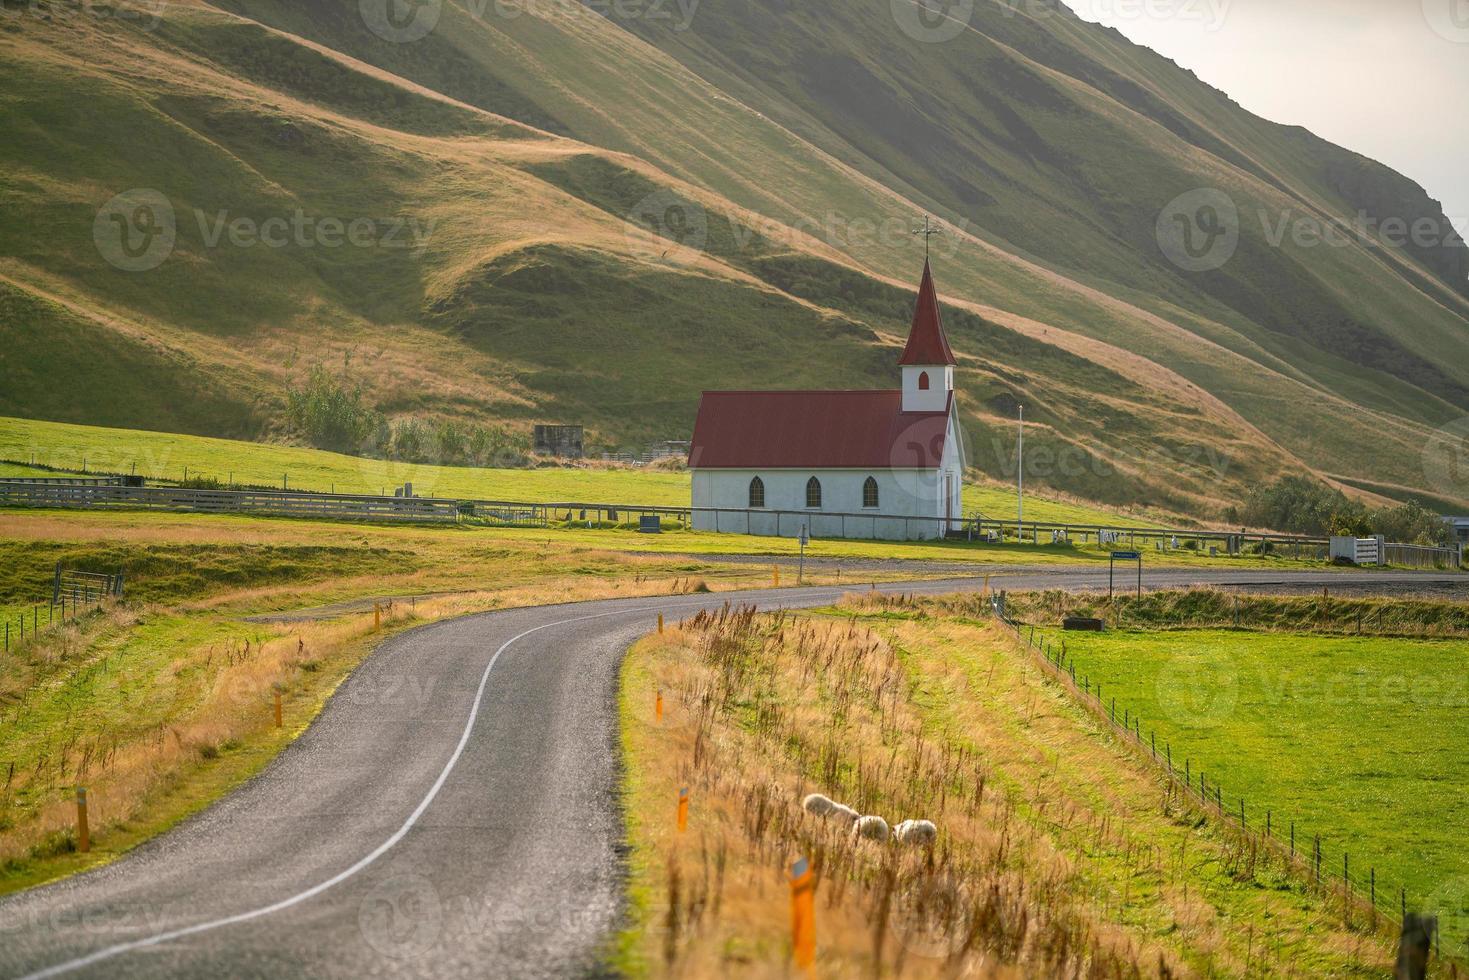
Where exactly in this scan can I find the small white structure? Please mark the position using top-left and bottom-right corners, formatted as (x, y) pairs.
(688, 262), (966, 541)
(1330, 535), (1384, 566)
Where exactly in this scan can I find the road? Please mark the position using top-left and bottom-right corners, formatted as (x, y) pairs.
(0, 566), (1462, 979)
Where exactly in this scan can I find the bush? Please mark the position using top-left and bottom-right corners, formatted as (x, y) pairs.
(285, 365), (384, 453)
(283, 363), (532, 468)
(1371, 501), (1454, 547)
(387, 418), (530, 467)
(1231, 477), (1452, 545)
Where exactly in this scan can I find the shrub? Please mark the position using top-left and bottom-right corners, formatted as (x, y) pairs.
(1231, 477), (1453, 545)
(285, 365), (384, 453)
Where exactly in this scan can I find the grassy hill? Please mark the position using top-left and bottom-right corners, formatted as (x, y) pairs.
(1, 0), (1466, 518)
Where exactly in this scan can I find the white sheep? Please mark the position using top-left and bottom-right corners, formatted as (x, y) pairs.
(802, 793), (860, 827)
(893, 819), (938, 846)
(802, 793), (835, 817)
(852, 815), (890, 843)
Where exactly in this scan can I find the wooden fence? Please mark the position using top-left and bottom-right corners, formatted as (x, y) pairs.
(1383, 541), (1463, 570)
(0, 481), (460, 523)
(1, 481), (1460, 570)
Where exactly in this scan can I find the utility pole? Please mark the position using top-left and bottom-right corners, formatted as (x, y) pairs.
(1017, 404), (1024, 538)
(798, 524), (809, 585)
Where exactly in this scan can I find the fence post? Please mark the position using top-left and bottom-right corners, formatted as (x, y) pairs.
(789, 856), (816, 972)
(76, 788), (90, 853)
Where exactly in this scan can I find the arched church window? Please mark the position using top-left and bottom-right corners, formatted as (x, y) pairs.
(862, 476), (879, 509)
(806, 477), (822, 509)
(918, 371), (931, 390)
(748, 476), (765, 508)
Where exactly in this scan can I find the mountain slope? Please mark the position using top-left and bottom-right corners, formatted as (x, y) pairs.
(0, 0), (1465, 516)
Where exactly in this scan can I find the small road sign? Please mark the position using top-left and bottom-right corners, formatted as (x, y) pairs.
(1108, 550), (1143, 604)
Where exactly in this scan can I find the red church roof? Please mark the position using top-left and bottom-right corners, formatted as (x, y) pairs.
(897, 260), (957, 366)
(688, 390), (951, 469)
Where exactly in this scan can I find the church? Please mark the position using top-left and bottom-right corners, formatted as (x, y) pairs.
(687, 261), (965, 541)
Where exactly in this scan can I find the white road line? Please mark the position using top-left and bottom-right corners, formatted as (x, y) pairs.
(21, 592), (839, 980)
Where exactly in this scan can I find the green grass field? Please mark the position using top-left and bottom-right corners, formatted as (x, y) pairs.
(0, 416), (1173, 527)
(1039, 625), (1469, 953)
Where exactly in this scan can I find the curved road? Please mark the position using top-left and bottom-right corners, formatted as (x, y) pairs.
(0, 567), (1462, 978)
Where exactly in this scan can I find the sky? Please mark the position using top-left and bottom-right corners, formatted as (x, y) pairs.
(1061, 0), (1469, 234)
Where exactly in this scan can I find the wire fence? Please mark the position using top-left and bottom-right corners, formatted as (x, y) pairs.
(988, 592), (1464, 962)
(1015, 589), (1469, 640)
(2, 566), (120, 654)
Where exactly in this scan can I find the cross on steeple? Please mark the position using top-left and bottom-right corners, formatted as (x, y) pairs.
(913, 215), (940, 260)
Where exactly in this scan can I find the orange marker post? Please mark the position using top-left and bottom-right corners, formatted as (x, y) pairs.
(655, 689), (664, 724)
(677, 786), (689, 833)
(790, 856), (815, 971)
(76, 787), (90, 854)
(373, 601), (381, 631)
(274, 690), (283, 728)
(773, 566), (780, 587)
(657, 613), (664, 634)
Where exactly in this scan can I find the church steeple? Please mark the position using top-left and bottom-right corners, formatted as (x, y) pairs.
(899, 260), (957, 367)
(900, 260), (956, 412)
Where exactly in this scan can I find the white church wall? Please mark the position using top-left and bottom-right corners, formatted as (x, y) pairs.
(691, 468), (953, 540)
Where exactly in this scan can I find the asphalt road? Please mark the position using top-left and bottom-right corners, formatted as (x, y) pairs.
(1, 566), (1463, 979)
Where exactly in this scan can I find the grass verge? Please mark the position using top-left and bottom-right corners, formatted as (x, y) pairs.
(618, 595), (1407, 976)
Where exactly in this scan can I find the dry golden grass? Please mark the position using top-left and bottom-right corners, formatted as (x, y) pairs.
(621, 594), (1415, 977)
